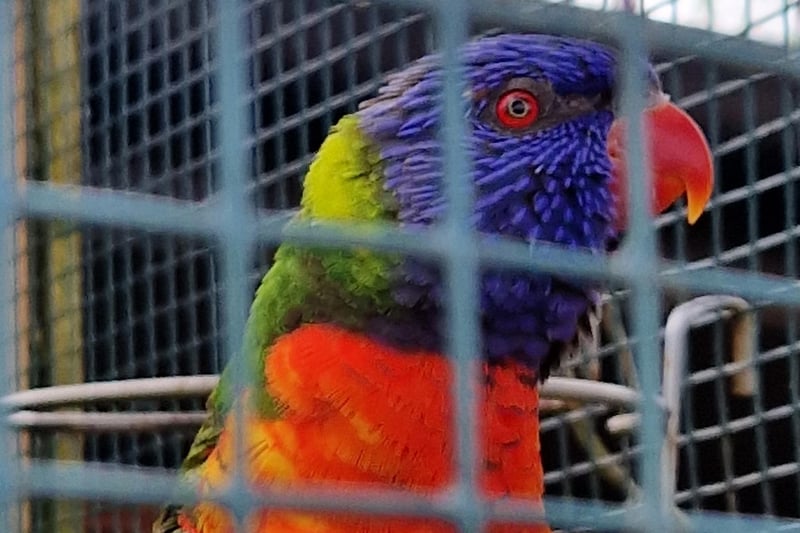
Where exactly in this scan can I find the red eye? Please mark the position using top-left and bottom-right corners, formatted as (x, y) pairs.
(495, 89), (539, 129)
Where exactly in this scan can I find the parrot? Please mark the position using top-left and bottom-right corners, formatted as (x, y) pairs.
(153, 33), (714, 533)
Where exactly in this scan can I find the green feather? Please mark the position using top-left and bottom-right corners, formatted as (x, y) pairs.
(176, 115), (398, 479)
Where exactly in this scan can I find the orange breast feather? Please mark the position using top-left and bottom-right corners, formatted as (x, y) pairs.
(183, 324), (550, 533)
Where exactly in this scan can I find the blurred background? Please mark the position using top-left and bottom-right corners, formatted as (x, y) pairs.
(6, 0), (800, 531)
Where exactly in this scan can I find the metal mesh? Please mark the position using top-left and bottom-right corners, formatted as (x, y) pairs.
(2, 0), (800, 532)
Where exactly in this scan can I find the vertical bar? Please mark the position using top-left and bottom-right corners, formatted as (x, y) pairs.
(781, 0), (791, 49)
(11, 1), (30, 529)
(288, 3), (310, 172)
(742, 83), (759, 274)
(779, 80), (800, 511)
(742, 80), (774, 514)
(0, 0), (20, 529)
(710, 316), (738, 510)
(616, 13), (667, 531)
(706, 0), (714, 31)
(436, 2), (483, 532)
(318, 7), (333, 133)
(680, 378), (703, 508)
(215, 0), (255, 528)
(266, 1), (288, 208)
(555, 423), (573, 496)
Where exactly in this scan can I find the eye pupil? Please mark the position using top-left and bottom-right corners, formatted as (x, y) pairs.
(509, 99), (528, 116)
(495, 89), (539, 129)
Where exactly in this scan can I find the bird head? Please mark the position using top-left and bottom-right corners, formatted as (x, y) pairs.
(360, 34), (713, 250)
(355, 34), (714, 366)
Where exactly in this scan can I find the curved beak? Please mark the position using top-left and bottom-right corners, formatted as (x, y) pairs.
(607, 95), (714, 228)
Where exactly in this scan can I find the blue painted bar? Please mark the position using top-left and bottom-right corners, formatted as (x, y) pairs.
(16, 181), (800, 306)
(436, 0), (484, 530)
(615, 13), (667, 531)
(215, 0), (259, 527)
(0, 1), (18, 529)
(384, 1), (800, 78)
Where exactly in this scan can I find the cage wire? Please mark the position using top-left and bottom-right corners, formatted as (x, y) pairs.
(2, 0), (800, 532)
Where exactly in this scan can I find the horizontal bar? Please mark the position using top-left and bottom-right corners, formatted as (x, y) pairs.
(1, 375), (219, 409)
(540, 377), (639, 409)
(9, 404), (611, 430)
(17, 460), (800, 529)
(15, 181), (619, 278)
(677, 227), (800, 273)
(520, 497), (632, 531)
(714, 108), (800, 158)
(18, 181), (224, 237)
(704, 167), (800, 215)
(19, 462), (190, 506)
(686, 339), (800, 388)
(658, 266), (800, 307)
(684, 510), (800, 532)
(13, 462), (619, 529)
(0, 375), (638, 411)
(683, 403), (798, 444)
(543, 441), (640, 485)
(383, 0), (800, 78)
(8, 411), (207, 431)
(615, 398), (800, 443)
(675, 462), (800, 507)
(675, 72), (775, 111)
(16, 181), (800, 307)
(3, 380), (638, 445)
(14, 461), (508, 524)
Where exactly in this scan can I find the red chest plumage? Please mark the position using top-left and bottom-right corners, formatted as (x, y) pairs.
(185, 324), (550, 533)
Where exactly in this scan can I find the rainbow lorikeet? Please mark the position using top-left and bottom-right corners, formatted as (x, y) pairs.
(154, 34), (713, 533)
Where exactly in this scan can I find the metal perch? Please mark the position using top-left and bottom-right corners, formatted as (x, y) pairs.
(2, 375), (638, 429)
(1, 375), (220, 410)
(7, 411), (208, 432)
(605, 295), (755, 438)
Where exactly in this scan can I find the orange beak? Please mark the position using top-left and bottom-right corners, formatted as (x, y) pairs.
(607, 97), (714, 229)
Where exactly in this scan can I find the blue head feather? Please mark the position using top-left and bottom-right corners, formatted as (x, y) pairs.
(357, 34), (623, 372)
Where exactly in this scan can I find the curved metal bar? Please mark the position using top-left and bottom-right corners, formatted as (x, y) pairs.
(660, 295), (753, 516)
(605, 296), (753, 433)
(1, 375), (639, 411)
(540, 377), (640, 409)
(1, 375), (219, 409)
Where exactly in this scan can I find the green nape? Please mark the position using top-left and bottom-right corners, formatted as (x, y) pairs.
(181, 115), (399, 472)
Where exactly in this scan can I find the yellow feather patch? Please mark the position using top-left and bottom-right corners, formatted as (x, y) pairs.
(300, 115), (386, 221)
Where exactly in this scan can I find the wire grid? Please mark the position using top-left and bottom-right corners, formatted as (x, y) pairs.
(2, 0), (800, 532)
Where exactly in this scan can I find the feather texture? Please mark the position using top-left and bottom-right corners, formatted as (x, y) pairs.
(181, 324), (549, 533)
